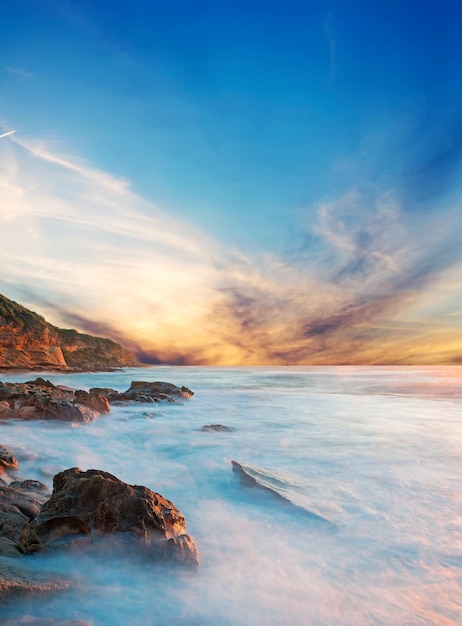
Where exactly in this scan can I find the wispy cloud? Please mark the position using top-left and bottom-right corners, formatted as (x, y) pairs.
(1, 134), (461, 364)
(14, 135), (132, 193)
(4, 67), (33, 79)
(7, 134), (215, 256)
(200, 188), (462, 365)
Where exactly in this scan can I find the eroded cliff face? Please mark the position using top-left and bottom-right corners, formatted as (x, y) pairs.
(0, 294), (139, 371)
(57, 328), (139, 370)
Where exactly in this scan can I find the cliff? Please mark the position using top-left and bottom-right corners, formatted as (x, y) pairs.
(0, 294), (140, 371)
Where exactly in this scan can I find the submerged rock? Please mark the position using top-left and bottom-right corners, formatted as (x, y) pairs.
(19, 468), (199, 567)
(201, 424), (235, 432)
(0, 556), (71, 603)
(231, 460), (336, 525)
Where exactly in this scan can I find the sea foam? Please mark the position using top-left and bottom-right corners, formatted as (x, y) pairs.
(1, 366), (461, 625)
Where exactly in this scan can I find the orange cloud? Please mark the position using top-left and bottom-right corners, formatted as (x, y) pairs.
(1, 134), (462, 365)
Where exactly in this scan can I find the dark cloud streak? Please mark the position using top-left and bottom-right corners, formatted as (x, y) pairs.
(401, 116), (462, 206)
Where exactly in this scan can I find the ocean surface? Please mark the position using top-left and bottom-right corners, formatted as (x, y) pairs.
(1, 366), (461, 625)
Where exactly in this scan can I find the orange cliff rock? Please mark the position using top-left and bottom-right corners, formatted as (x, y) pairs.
(0, 293), (140, 371)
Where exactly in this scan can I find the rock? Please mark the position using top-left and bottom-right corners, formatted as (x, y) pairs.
(0, 401), (15, 420)
(19, 468), (199, 567)
(89, 382), (194, 405)
(87, 387), (120, 402)
(0, 556), (71, 603)
(0, 480), (50, 557)
(0, 292), (139, 371)
(231, 461), (336, 525)
(73, 390), (110, 414)
(0, 445), (18, 475)
(0, 379), (110, 423)
(0, 379), (194, 422)
(119, 381), (194, 402)
(25, 377), (55, 388)
(201, 424), (235, 432)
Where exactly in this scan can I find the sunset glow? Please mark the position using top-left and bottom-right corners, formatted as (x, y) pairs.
(1, 1), (461, 365)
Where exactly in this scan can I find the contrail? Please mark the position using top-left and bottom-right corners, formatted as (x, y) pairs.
(0, 130), (16, 139)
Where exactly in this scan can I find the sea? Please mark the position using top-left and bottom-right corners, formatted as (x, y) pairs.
(1, 366), (461, 625)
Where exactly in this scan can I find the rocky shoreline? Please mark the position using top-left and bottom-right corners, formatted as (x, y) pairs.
(0, 364), (147, 374)
(0, 378), (198, 615)
(0, 293), (141, 371)
(0, 378), (194, 423)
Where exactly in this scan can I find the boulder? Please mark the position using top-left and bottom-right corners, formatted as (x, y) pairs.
(123, 381), (194, 399)
(19, 468), (198, 567)
(0, 480), (50, 557)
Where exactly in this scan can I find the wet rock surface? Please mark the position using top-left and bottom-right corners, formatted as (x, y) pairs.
(0, 445), (18, 481)
(0, 378), (193, 422)
(201, 424), (235, 432)
(232, 460), (336, 525)
(19, 467), (199, 567)
(0, 556), (71, 603)
(92, 380), (194, 404)
(0, 378), (110, 423)
(0, 376), (197, 608)
(0, 479), (50, 557)
(0, 448), (74, 604)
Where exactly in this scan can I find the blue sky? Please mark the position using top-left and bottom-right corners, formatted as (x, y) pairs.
(1, 0), (462, 364)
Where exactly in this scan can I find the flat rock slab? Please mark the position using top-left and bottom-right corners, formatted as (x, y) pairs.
(91, 381), (194, 404)
(0, 556), (71, 603)
(231, 460), (337, 525)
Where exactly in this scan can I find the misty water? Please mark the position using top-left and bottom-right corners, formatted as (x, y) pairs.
(1, 366), (462, 625)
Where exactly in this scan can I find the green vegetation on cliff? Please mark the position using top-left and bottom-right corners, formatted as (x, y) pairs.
(58, 328), (139, 369)
(0, 294), (50, 334)
(0, 293), (140, 370)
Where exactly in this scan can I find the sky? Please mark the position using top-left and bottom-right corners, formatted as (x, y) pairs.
(1, 0), (462, 365)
